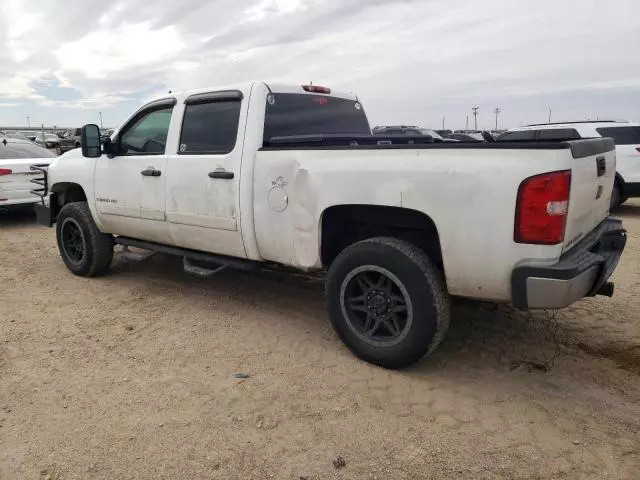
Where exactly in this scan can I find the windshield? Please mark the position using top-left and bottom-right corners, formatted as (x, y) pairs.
(417, 128), (444, 140)
(263, 93), (370, 143)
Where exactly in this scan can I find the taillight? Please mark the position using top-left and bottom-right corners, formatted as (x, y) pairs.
(635, 147), (640, 153)
(515, 170), (571, 245)
(302, 85), (331, 94)
(0, 168), (12, 176)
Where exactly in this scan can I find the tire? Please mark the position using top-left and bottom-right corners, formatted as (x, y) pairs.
(56, 202), (113, 277)
(326, 237), (451, 369)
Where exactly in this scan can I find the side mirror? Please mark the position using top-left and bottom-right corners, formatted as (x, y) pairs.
(81, 124), (101, 158)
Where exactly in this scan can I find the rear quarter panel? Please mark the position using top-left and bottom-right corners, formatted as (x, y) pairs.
(253, 147), (574, 302)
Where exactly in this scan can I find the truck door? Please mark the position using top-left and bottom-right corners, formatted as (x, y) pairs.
(164, 90), (248, 258)
(94, 98), (175, 243)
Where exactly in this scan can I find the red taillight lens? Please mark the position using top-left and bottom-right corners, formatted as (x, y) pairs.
(515, 170), (571, 245)
(0, 168), (12, 176)
(302, 85), (331, 94)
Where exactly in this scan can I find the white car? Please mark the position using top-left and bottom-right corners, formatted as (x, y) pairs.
(0, 137), (55, 210)
(32, 82), (627, 368)
(498, 121), (640, 206)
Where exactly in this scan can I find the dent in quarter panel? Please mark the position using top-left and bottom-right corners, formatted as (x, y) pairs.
(291, 168), (319, 267)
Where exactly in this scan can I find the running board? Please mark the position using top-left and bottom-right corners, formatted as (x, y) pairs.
(113, 236), (261, 273)
(183, 258), (229, 277)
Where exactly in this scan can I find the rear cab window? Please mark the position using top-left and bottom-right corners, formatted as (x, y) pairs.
(596, 126), (640, 145)
(263, 93), (370, 145)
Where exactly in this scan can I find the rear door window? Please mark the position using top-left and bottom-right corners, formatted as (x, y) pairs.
(537, 128), (581, 141)
(596, 126), (640, 145)
(179, 99), (241, 154)
(496, 130), (536, 141)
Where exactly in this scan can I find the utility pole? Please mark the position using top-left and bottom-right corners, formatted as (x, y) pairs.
(494, 108), (501, 130)
(442, 116), (445, 130)
(548, 108), (552, 123)
(99, 111), (103, 128)
(472, 106), (479, 131)
(26, 116), (30, 128)
(465, 115), (469, 130)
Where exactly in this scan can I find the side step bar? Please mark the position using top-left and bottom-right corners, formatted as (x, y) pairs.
(113, 236), (261, 274)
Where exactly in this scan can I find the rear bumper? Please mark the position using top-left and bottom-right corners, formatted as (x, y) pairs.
(512, 218), (626, 309)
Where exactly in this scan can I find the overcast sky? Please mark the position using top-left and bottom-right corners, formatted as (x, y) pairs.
(1, 0), (639, 130)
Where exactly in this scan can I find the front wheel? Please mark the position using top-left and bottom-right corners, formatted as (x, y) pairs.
(326, 237), (451, 369)
(56, 202), (113, 277)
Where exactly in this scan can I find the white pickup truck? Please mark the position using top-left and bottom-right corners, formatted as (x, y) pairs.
(32, 82), (627, 368)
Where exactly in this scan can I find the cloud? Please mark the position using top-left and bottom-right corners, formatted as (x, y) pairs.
(0, 0), (639, 128)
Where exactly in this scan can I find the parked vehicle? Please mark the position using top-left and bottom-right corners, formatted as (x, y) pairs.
(100, 128), (114, 139)
(19, 131), (38, 142)
(497, 120), (640, 207)
(32, 82), (626, 368)
(435, 129), (452, 136)
(373, 126), (458, 142)
(59, 128), (83, 153)
(1, 131), (30, 141)
(34, 133), (62, 154)
(1, 137), (55, 210)
(444, 133), (483, 142)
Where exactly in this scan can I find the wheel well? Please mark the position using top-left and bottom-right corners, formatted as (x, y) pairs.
(320, 205), (443, 268)
(50, 183), (87, 217)
(615, 173), (625, 193)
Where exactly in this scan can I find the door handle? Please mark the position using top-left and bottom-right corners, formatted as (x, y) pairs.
(141, 167), (161, 177)
(596, 156), (606, 177)
(208, 169), (234, 179)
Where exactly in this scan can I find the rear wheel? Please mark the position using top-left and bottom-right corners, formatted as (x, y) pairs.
(327, 237), (450, 369)
(56, 202), (113, 276)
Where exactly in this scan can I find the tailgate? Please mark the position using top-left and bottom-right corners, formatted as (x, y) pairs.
(563, 138), (616, 253)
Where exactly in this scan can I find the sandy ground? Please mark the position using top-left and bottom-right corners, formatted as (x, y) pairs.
(0, 203), (639, 480)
